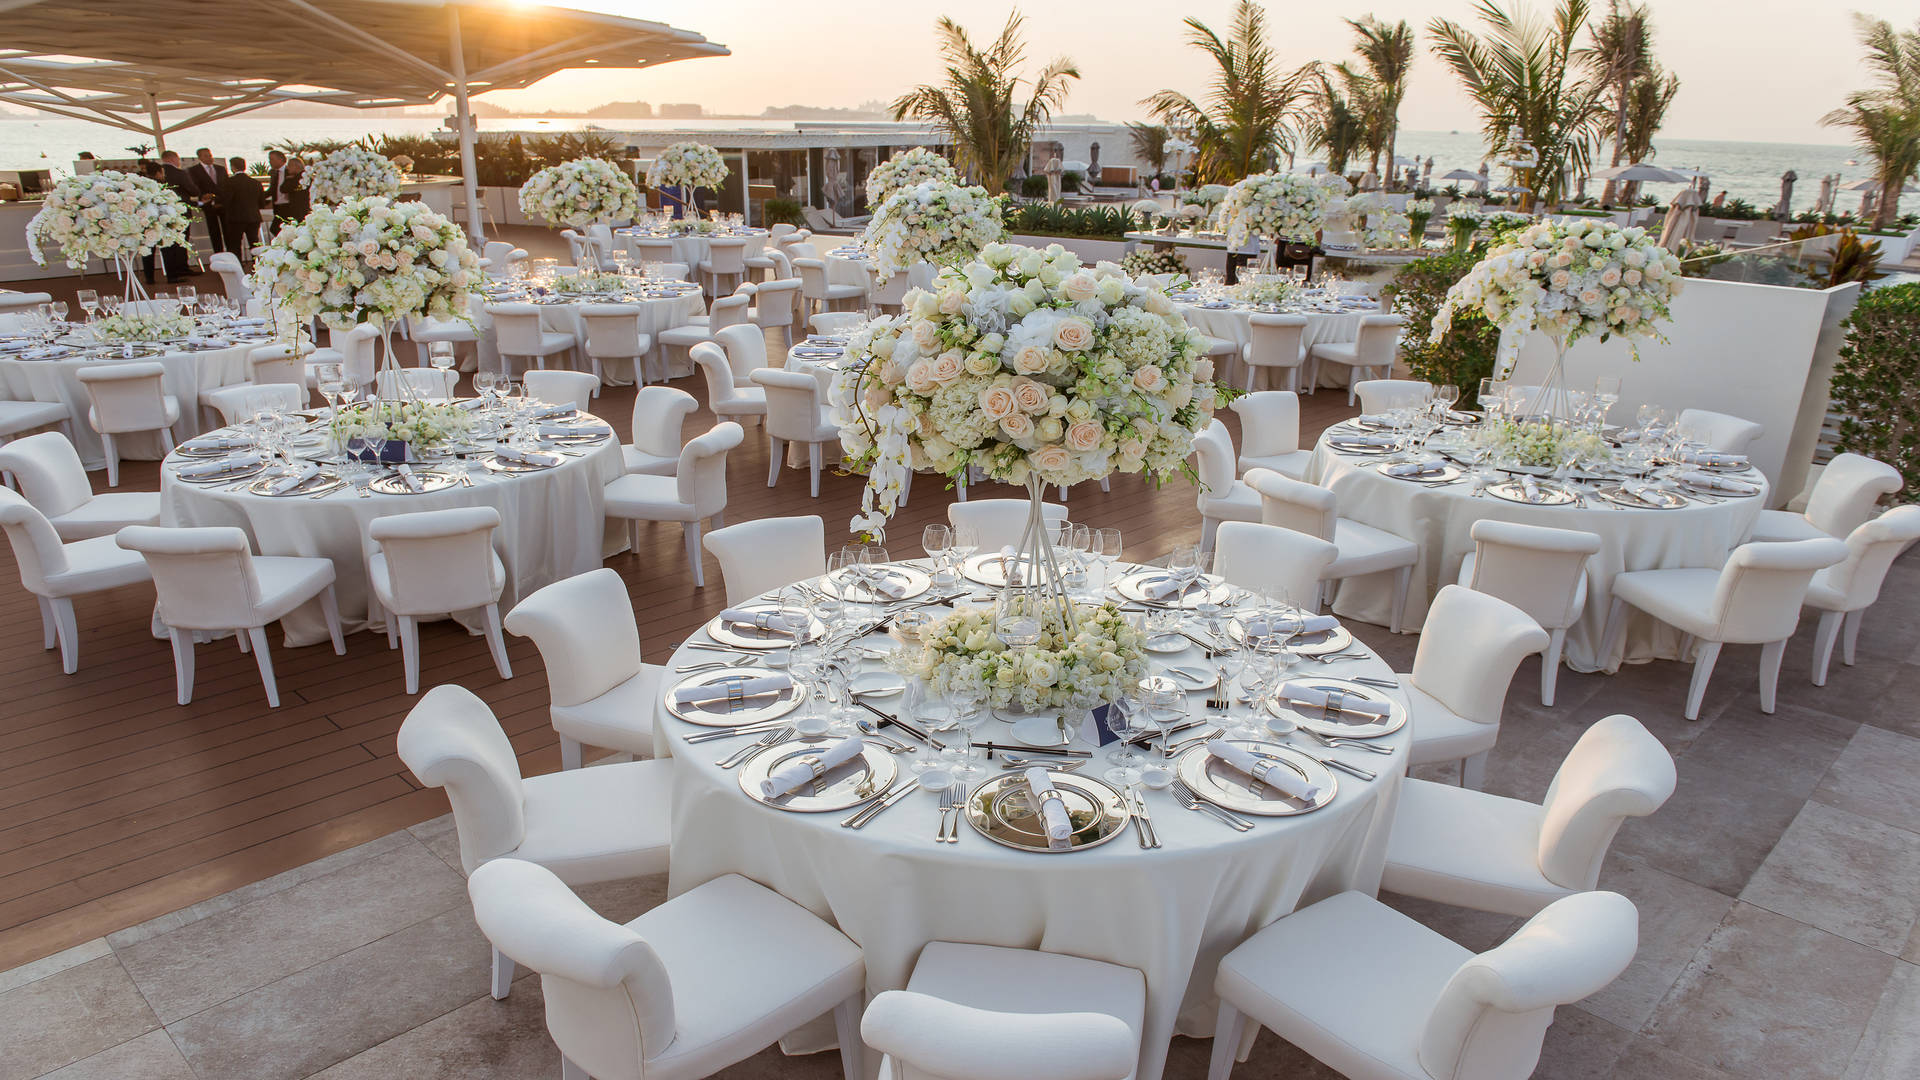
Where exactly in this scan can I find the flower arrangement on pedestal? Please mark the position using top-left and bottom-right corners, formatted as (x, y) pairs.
(912, 600), (1149, 712)
(861, 180), (1005, 277)
(1218, 172), (1345, 248)
(1119, 248), (1188, 280)
(92, 308), (195, 343)
(25, 170), (189, 284)
(253, 196), (478, 333)
(328, 398), (475, 454)
(302, 147), (403, 205)
(1333, 193), (1411, 249)
(1406, 199), (1436, 240)
(646, 142), (729, 199)
(518, 158), (640, 229)
(866, 148), (959, 208)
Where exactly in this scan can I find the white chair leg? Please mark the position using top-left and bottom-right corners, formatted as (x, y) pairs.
(383, 606), (398, 650)
(37, 595), (55, 650)
(809, 442), (822, 498)
(50, 597), (78, 674)
(832, 991), (865, 1080)
(559, 735), (584, 771)
(1201, 516), (1220, 553)
(560, 1057), (589, 1080)
(1758, 638), (1785, 714)
(319, 585), (345, 656)
(491, 945), (515, 1000)
(248, 626), (280, 707)
(1541, 627), (1567, 706)
(1598, 596), (1629, 662)
(169, 629), (196, 705)
(684, 521), (705, 587)
(399, 614), (421, 695)
(101, 432), (119, 488)
(1208, 999), (1246, 1080)
(1842, 609), (1864, 666)
(484, 603), (512, 680)
(1811, 610), (1843, 686)
(765, 436), (784, 488)
(237, 627), (251, 653)
(1461, 749), (1489, 790)
(1390, 564), (1412, 634)
(1685, 640), (1722, 720)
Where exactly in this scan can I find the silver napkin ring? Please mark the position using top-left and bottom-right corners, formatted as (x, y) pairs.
(800, 754), (827, 780)
(1323, 688), (1349, 717)
(724, 682), (748, 711)
(1250, 758), (1277, 784)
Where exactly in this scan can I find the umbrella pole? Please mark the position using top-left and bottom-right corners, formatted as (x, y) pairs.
(447, 8), (484, 245)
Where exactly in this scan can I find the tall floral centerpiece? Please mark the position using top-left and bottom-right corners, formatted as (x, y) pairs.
(1219, 172), (1344, 261)
(1333, 192), (1411, 250)
(26, 170), (189, 300)
(646, 142), (729, 218)
(861, 180), (1005, 278)
(518, 158), (640, 230)
(866, 147), (959, 208)
(302, 147), (403, 205)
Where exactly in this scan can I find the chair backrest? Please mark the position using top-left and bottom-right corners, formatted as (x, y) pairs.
(1411, 585), (1551, 725)
(872, 269), (912, 307)
(75, 362), (170, 434)
(0, 488), (72, 593)
(503, 567), (644, 711)
(862, 990), (1137, 1080)
(1245, 313), (1308, 370)
(207, 382), (306, 427)
(750, 368), (823, 442)
(248, 345), (304, 386)
(1803, 452), (1903, 538)
(523, 369), (599, 412)
(115, 524), (266, 630)
(947, 499), (1068, 552)
(706, 292), (751, 334)
(751, 279), (802, 329)
(374, 367), (458, 401)
(634, 236), (676, 261)
(714, 322), (767, 382)
(1213, 521), (1337, 606)
(676, 421), (745, 519)
(486, 303), (550, 355)
(1465, 519), (1602, 631)
(335, 323), (380, 386)
(759, 248), (794, 279)
(0, 432), (94, 519)
(1355, 378), (1434, 414)
(578, 304), (646, 359)
(1245, 467), (1337, 542)
(394, 684), (527, 873)
(1708, 538), (1849, 642)
(690, 342), (740, 403)
(1536, 714), (1677, 891)
(1812, 505), (1920, 612)
(704, 516), (827, 606)
(1676, 408), (1764, 454)
(703, 236), (748, 275)
(1354, 313), (1406, 369)
(209, 252), (249, 306)
(650, 260), (691, 282)
(1417, 891), (1639, 1080)
(1191, 420), (1237, 511)
(470, 858), (676, 1078)
(1228, 391), (1300, 460)
(629, 386), (697, 462)
(483, 241), (526, 269)
(792, 257), (830, 297)
(810, 312), (865, 335)
(769, 223), (797, 238)
(785, 239), (820, 261)
(370, 506), (502, 615)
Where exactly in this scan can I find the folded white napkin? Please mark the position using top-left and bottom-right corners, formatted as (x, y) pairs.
(1358, 413), (1395, 427)
(493, 444), (561, 468)
(184, 335), (233, 349)
(1384, 460), (1448, 479)
(1680, 449), (1747, 467)
(1521, 475), (1542, 502)
(675, 673), (793, 708)
(1333, 433), (1398, 448)
(268, 463), (319, 494)
(538, 422), (608, 438)
(231, 317), (269, 327)
(997, 545), (1031, 584)
(1142, 571), (1200, 601)
(839, 569), (907, 599)
(1207, 742), (1323, 801)
(760, 737), (865, 798)
(1678, 470), (1757, 495)
(394, 463), (423, 493)
(529, 403), (575, 420)
(454, 398), (488, 411)
(182, 433), (254, 452)
(1274, 681), (1391, 722)
(718, 607), (801, 635)
(176, 451), (265, 478)
(1242, 614), (1341, 637)
(1024, 767), (1073, 841)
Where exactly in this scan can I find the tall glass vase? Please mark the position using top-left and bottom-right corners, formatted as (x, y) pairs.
(1008, 474), (1080, 632)
(1532, 335), (1574, 421)
(116, 254), (151, 303)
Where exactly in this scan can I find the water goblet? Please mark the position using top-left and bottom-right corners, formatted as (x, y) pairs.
(994, 588), (1046, 649)
(1433, 383), (1461, 415)
(1103, 697), (1147, 788)
(921, 524), (953, 582)
(946, 694), (990, 781)
(50, 301), (69, 323)
(428, 341), (456, 377)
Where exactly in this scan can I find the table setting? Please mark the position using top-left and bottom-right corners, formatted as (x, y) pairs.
(1169, 271), (1377, 389)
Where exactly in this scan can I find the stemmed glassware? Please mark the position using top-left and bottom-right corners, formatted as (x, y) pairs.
(1432, 383), (1461, 417)
(428, 341), (457, 382)
(921, 524), (952, 583)
(76, 290), (99, 322)
(993, 588), (1046, 650)
(949, 524), (980, 578)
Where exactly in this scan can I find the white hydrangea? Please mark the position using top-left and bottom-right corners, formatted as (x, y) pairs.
(860, 181), (1005, 278)
(250, 196), (479, 333)
(1218, 171), (1348, 247)
(26, 170), (190, 269)
(865, 147), (959, 208)
(518, 157), (639, 229)
(645, 142), (729, 192)
(302, 147), (403, 205)
(913, 601), (1150, 712)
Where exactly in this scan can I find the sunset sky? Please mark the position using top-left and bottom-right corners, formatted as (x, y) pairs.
(476, 0), (1911, 146)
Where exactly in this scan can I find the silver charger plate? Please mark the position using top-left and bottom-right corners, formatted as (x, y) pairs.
(961, 551), (1045, 588)
(1351, 415), (1404, 432)
(705, 605), (827, 649)
(1486, 480), (1577, 506)
(1682, 478), (1760, 498)
(1113, 570), (1231, 608)
(1326, 436), (1397, 455)
(175, 440), (258, 458)
(665, 666), (806, 726)
(1264, 676), (1404, 738)
(1225, 617), (1355, 657)
(738, 737), (898, 812)
(175, 461), (268, 484)
(1597, 484), (1686, 509)
(483, 454), (561, 473)
(818, 563), (931, 602)
(1377, 462), (1464, 484)
(963, 770), (1132, 852)
(1178, 740), (1337, 815)
(245, 471), (342, 497)
(369, 470), (459, 495)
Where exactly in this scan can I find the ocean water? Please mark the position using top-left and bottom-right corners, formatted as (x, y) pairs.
(0, 115), (1874, 213)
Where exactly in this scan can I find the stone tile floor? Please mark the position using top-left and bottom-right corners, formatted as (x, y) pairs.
(4, 550), (1917, 1080)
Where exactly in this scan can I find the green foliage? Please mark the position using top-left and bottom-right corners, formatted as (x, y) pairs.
(1020, 174), (1050, 198)
(266, 131), (638, 189)
(1063, 170), (1084, 193)
(1820, 230), (1886, 288)
(1389, 250), (1501, 402)
(1699, 197), (1764, 220)
(1831, 281), (1920, 500)
(763, 197), (806, 227)
(1003, 203), (1140, 239)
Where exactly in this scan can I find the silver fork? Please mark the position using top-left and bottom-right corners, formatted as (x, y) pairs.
(1297, 726), (1396, 755)
(943, 787), (963, 842)
(1169, 778), (1254, 830)
(934, 788), (953, 843)
(717, 725), (791, 768)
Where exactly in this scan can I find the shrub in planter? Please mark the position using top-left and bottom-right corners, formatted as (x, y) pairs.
(1020, 174), (1050, 198)
(763, 197), (806, 227)
(1388, 250), (1500, 404)
(1831, 282), (1920, 501)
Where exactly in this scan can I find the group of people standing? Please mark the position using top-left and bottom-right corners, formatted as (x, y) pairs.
(135, 148), (311, 285)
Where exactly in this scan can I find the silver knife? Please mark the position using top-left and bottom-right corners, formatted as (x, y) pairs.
(842, 778), (922, 828)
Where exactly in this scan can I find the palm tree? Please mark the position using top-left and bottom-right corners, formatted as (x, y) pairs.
(890, 12), (1080, 194)
(1428, 0), (1606, 210)
(1607, 69), (1679, 203)
(1823, 15), (1920, 230)
(1127, 122), (1169, 179)
(1141, 0), (1317, 184)
(1305, 71), (1372, 177)
(1584, 1), (1657, 204)
(1346, 16), (1416, 183)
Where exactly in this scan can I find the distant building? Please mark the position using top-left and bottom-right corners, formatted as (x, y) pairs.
(658, 104), (704, 119)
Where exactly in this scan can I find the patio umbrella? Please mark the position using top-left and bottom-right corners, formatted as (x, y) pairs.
(1658, 185), (1703, 252)
(1774, 171), (1796, 221)
(1590, 162), (1692, 184)
(1437, 168), (1482, 182)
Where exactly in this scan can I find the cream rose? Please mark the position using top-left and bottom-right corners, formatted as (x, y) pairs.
(912, 320), (940, 351)
(1011, 344), (1050, 374)
(937, 288), (966, 314)
(1060, 272), (1098, 302)
(964, 353), (999, 376)
(1053, 318), (1094, 351)
(1065, 420), (1103, 451)
(999, 411), (1034, 438)
(978, 385), (1018, 421)
(904, 361), (937, 394)
(1031, 444), (1072, 472)
(929, 351), (965, 383)
(1012, 379), (1049, 414)
(1132, 365), (1166, 392)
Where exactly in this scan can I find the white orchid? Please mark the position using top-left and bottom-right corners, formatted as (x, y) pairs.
(865, 148), (959, 207)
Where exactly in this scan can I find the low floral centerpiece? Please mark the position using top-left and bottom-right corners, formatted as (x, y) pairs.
(553, 271), (633, 294)
(1219, 171), (1345, 249)
(302, 147), (403, 205)
(911, 600), (1150, 712)
(1229, 277), (1296, 307)
(861, 180), (1005, 277)
(1470, 417), (1612, 469)
(646, 142), (729, 213)
(92, 308), (195, 343)
(518, 157), (640, 229)
(1119, 248), (1188, 282)
(26, 170), (189, 296)
(328, 398), (474, 459)
(866, 147), (959, 207)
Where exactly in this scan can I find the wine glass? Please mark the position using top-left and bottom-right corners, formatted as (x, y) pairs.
(175, 286), (196, 308)
(1092, 527), (1122, 590)
(50, 301), (69, 324)
(428, 341), (456, 379)
(1433, 383), (1461, 416)
(949, 524), (980, 575)
(1103, 695), (1147, 787)
(994, 588), (1046, 648)
(946, 692), (990, 781)
(921, 524), (952, 582)
(76, 290), (99, 321)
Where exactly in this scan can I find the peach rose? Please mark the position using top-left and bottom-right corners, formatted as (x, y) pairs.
(1031, 445), (1073, 471)
(1012, 379), (1049, 414)
(937, 288), (966, 314)
(1000, 412), (1034, 438)
(1060, 272), (1098, 302)
(863, 382), (891, 410)
(1053, 318), (1094, 351)
(1065, 420), (1103, 451)
(1012, 344), (1050, 374)
(979, 385), (1018, 421)
(912, 320), (941, 351)
(904, 361), (937, 394)
(1132, 365), (1166, 392)
(929, 352), (964, 384)
(1118, 438), (1147, 460)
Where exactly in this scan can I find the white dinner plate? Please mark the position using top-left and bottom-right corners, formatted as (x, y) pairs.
(1177, 740), (1337, 815)
(1263, 676), (1404, 738)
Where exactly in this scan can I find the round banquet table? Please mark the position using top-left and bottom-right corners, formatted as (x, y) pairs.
(159, 411), (624, 646)
(613, 227), (769, 270)
(1307, 432), (1769, 672)
(475, 284), (704, 385)
(657, 561), (1410, 1080)
(1175, 300), (1373, 391)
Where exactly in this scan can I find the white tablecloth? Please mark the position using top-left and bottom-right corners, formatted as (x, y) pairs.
(474, 292), (702, 384)
(1177, 303), (1370, 390)
(160, 421), (624, 646)
(659, 562), (1408, 1080)
(1308, 437), (1768, 671)
(0, 343), (254, 468)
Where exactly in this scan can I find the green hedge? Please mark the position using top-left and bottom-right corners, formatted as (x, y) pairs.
(1387, 250), (1501, 404)
(1003, 203), (1141, 240)
(1832, 282), (1920, 501)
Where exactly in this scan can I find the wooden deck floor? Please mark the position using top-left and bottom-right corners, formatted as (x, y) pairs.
(0, 308), (1361, 970)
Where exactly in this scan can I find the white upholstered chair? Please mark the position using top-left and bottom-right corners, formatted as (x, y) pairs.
(0, 489), (150, 674)
(1801, 506), (1920, 686)
(794, 257), (866, 316)
(657, 293), (751, 378)
(406, 311), (480, 369)
(470, 857), (866, 1080)
(1384, 713), (1675, 916)
(713, 322), (769, 384)
(331, 323), (380, 391)
(1212, 521), (1338, 609)
(524, 369), (599, 412)
(1750, 451), (1902, 543)
(948, 498), (1068, 553)
(1308, 313), (1405, 405)
(862, 943), (1144, 1080)
(375, 366), (458, 401)
(396, 685), (672, 999)
(368, 506), (510, 695)
(1227, 392), (1311, 479)
(1354, 378), (1434, 414)
(75, 362), (178, 487)
(704, 516), (828, 607)
(1457, 520), (1601, 707)
(1601, 537), (1848, 719)
(0, 393), (71, 466)
(483, 241), (529, 273)
(504, 568), (667, 769)
(809, 311), (866, 335)
(1401, 585), (1550, 789)
(625, 386), (698, 476)
(1241, 313), (1309, 393)
(604, 422), (745, 588)
(1207, 890), (1638, 1080)
(0, 432), (159, 540)
(746, 278), (803, 342)
(247, 344), (306, 387)
(209, 251), (249, 306)
(577, 303), (650, 387)
(690, 341), (767, 427)
(750, 368), (837, 497)
(1245, 467), (1418, 631)
(1193, 421), (1261, 551)
(204, 383), (306, 427)
(698, 236), (750, 297)
(115, 524), (343, 706)
(1676, 408), (1764, 455)
(488, 302), (576, 375)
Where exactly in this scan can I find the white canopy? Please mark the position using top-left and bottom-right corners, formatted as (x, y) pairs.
(0, 0), (727, 240)
(1591, 162), (1692, 184)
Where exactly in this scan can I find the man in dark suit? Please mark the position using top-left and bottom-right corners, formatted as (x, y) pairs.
(265, 149), (289, 234)
(153, 153), (194, 283)
(279, 157), (311, 222)
(186, 147), (229, 255)
(219, 157), (264, 259)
